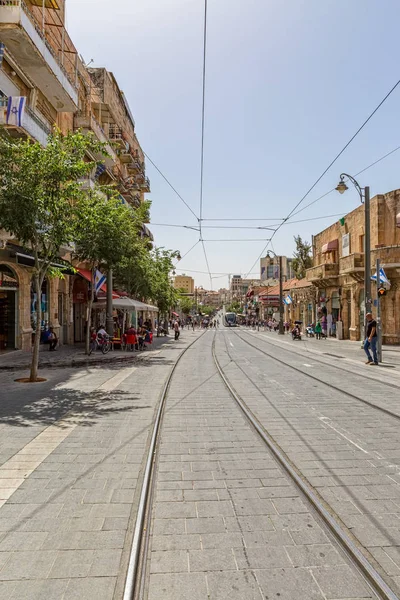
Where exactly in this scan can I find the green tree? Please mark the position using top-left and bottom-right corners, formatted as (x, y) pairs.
(292, 235), (313, 279)
(0, 129), (105, 381)
(74, 192), (146, 354)
(226, 301), (241, 313)
(179, 297), (194, 315)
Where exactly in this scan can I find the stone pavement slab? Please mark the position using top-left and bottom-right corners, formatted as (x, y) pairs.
(144, 332), (373, 600)
(219, 329), (400, 594)
(0, 330), (202, 599)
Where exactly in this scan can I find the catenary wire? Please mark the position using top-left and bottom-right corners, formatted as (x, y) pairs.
(289, 142), (400, 219)
(199, 0), (208, 232)
(144, 151), (199, 221)
(201, 239), (213, 289)
(245, 79), (400, 277)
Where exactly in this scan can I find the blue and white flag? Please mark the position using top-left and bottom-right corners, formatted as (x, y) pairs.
(94, 269), (106, 294)
(6, 96), (26, 127)
(284, 294), (293, 305)
(0, 43), (5, 68)
(371, 267), (390, 286)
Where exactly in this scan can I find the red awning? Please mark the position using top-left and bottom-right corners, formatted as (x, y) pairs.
(246, 289), (254, 298)
(322, 239), (338, 253)
(172, 311), (179, 317)
(77, 269), (119, 298)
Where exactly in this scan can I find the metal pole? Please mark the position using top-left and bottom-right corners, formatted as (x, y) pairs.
(106, 269), (114, 337)
(278, 255), (284, 334)
(364, 186), (371, 338)
(376, 258), (383, 363)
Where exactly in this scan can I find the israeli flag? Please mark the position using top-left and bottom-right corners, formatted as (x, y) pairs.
(0, 43), (5, 68)
(371, 267), (390, 286)
(6, 96), (26, 127)
(284, 294), (293, 305)
(94, 269), (106, 294)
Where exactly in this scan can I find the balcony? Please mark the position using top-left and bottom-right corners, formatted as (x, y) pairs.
(371, 245), (400, 271)
(0, 0), (78, 111)
(306, 262), (339, 285)
(0, 97), (51, 145)
(74, 114), (117, 168)
(339, 253), (364, 282)
(109, 126), (126, 149)
(141, 176), (151, 193)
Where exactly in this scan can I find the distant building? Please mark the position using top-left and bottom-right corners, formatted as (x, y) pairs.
(174, 275), (194, 295)
(260, 255), (294, 282)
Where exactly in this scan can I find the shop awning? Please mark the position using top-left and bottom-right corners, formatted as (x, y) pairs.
(103, 297), (159, 311)
(172, 311), (179, 317)
(322, 239), (338, 253)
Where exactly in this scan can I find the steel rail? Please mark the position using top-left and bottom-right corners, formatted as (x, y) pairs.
(235, 331), (400, 421)
(122, 331), (207, 600)
(243, 328), (400, 392)
(212, 332), (399, 600)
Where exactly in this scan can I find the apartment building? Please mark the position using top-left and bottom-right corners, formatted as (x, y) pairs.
(306, 189), (400, 343)
(260, 254), (294, 282)
(0, 0), (152, 351)
(174, 275), (195, 295)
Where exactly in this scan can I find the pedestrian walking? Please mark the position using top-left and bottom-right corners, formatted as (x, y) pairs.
(315, 320), (322, 340)
(174, 319), (180, 341)
(364, 312), (378, 365)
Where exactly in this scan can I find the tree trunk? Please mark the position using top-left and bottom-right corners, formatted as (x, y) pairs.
(85, 268), (95, 355)
(30, 275), (42, 382)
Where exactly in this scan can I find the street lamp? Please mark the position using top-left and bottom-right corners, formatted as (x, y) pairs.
(336, 174), (371, 338)
(267, 251), (284, 335)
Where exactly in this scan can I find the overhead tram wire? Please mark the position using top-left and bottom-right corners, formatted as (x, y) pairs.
(288, 142), (400, 220)
(199, 0), (208, 235)
(176, 240), (201, 264)
(245, 76), (400, 277)
(143, 151), (199, 221)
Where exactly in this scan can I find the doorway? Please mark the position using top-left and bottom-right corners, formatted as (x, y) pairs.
(0, 265), (18, 351)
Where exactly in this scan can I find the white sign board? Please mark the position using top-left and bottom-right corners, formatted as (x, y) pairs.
(342, 233), (350, 257)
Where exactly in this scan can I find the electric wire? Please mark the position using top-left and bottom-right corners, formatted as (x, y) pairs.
(201, 239), (213, 289)
(176, 240), (201, 263)
(245, 79), (400, 277)
(199, 0), (208, 232)
(144, 151), (199, 221)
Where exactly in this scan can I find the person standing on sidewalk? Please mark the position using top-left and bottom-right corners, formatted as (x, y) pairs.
(364, 312), (378, 365)
(174, 319), (180, 341)
(315, 320), (322, 340)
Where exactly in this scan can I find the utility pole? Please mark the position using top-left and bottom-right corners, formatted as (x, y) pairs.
(364, 187), (371, 334)
(376, 258), (383, 363)
(278, 255), (284, 335)
(106, 269), (114, 337)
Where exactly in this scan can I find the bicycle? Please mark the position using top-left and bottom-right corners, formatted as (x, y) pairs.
(89, 333), (112, 355)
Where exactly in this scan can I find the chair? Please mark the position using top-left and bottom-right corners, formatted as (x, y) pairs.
(126, 334), (137, 351)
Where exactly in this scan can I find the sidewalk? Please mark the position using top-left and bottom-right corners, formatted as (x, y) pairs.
(0, 335), (174, 371)
(248, 326), (400, 369)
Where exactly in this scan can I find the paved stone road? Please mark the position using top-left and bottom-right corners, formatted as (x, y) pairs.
(0, 331), (200, 599)
(218, 329), (400, 594)
(145, 331), (373, 600)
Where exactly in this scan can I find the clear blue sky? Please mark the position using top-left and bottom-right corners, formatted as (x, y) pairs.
(67, 0), (400, 289)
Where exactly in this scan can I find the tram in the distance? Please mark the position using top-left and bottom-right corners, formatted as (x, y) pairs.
(224, 312), (237, 327)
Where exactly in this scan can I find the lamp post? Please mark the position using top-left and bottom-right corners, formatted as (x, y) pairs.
(336, 174), (371, 340)
(267, 251), (284, 334)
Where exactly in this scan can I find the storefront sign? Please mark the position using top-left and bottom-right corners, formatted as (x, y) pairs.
(342, 233), (350, 257)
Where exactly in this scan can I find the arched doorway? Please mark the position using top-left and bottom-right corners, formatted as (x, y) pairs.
(0, 265), (19, 351)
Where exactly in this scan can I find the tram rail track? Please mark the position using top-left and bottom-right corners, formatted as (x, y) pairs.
(122, 331), (206, 600)
(235, 329), (400, 422)
(242, 328), (400, 391)
(212, 331), (400, 600)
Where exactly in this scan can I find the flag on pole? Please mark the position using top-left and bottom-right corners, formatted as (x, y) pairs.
(6, 96), (26, 127)
(284, 294), (293, 305)
(94, 269), (106, 294)
(0, 43), (5, 68)
(371, 267), (390, 286)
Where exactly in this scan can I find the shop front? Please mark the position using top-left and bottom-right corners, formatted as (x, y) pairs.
(0, 265), (18, 351)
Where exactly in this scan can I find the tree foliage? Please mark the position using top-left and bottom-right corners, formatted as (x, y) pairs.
(0, 129), (105, 380)
(179, 297), (194, 315)
(292, 235), (313, 279)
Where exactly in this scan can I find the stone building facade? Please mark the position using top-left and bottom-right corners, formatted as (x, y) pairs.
(306, 190), (400, 343)
(0, 0), (151, 351)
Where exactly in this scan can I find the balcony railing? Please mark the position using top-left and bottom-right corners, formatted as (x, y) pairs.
(0, 98), (51, 145)
(0, 0), (78, 110)
(339, 253), (364, 273)
(306, 262), (339, 283)
(141, 176), (151, 192)
(74, 113), (117, 167)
